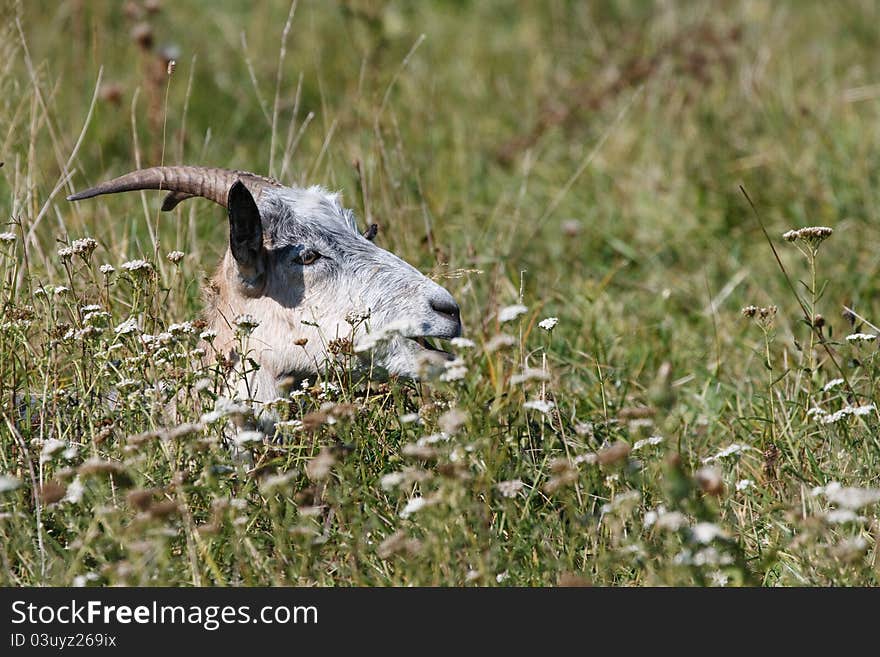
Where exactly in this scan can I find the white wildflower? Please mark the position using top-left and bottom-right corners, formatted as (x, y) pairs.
(64, 477), (85, 504)
(538, 317), (558, 331)
(72, 572), (99, 587)
(114, 318), (140, 335)
(646, 507), (687, 531)
(440, 361), (468, 382)
(736, 479), (753, 492)
(40, 439), (67, 463)
(823, 509), (865, 524)
(234, 314), (260, 332)
(399, 412), (420, 425)
(166, 250), (185, 264)
(497, 304), (528, 323)
(0, 475), (22, 493)
(484, 334), (516, 352)
(693, 547), (733, 567)
(782, 226), (833, 245)
(813, 481), (880, 509)
(510, 368), (549, 384)
(380, 472), (407, 490)
(632, 435), (664, 452)
(99, 264), (115, 275)
(71, 237), (98, 256)
(710, 571), (730, 587)
(352, 319), (412, 353)
(57, 246), (74, 260)
(846, 333), (876, 343)
(820, 403), (876, 424)
(438, 408), (467, 435)
(400, 496), (428, 519)
(702, 443), (754, 463)
(573, 453), (597, 465)
(167, 321), (194, 334)
(344, 309), (371, 325)
(231, 430), (264, 448)
(0, 232), (16, 243)
(200, 397), (251, 424)
(691, 522), (726, 544)
(601, 490), (641, 515)
(823, 378), (845, 392)
(54, 286), (70, 295)
(199, 329), (217, 342)
(417, 433), (449, 446)
(852, 404), (875, 416)
(450, 337), (476, 349)
(496, 479), (524, 498)
(120, 259), (153, 273)
(523, 399), (555, 414)
(833, 537), (868, 560)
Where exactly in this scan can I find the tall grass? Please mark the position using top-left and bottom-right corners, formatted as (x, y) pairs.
(2, 0), (880, 586)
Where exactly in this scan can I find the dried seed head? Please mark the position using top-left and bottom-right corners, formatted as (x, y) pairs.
(741, 305), (758, 318)
(39, 480), (67, 505)
(558, 572), (592, 587)
(758, 305), (777, 320)
(126, 489), (156, 511)
(696, 466), (725, 496)
(597, 441), (631, 466)
(131, 22), (154, 50)
(328, 337), (353, 355)
(305, 448), (336, 482)
(99, 82), (123, 105)
(147, 500), (178, 519)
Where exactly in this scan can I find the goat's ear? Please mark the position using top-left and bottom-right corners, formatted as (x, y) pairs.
(227, 181), (264, 280)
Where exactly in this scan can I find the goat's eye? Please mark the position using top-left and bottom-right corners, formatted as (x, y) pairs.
(297, 249), (321, 265)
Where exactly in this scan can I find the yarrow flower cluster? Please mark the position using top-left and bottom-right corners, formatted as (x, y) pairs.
(497, 304), (528, 323)
(71, 238), (98, 257)
(120, 259), (154, 277)
(344, 309), (371, 326)
(741, 305), (777, 330)
(523, 399), (555, 414)
(0, 232), (16, 243)
(811, 403), (876, 425)
(538, 316), (558, 331)
(782, 226), (833, 246)
(99, 264), (115, 276)
(166, 250), (185, 264)
(234, 314), (261, 333)
(845, 333), (876, 344)
(114, 318), (140, 335)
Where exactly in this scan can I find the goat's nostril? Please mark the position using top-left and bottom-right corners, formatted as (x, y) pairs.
(430, 297), (460, 322)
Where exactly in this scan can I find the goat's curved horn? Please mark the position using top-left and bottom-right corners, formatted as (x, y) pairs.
(66, 166), (282, 211)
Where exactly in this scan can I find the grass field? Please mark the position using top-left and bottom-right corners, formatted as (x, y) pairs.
(2, 0), (880, 586)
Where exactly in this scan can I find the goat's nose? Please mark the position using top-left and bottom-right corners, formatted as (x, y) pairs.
(430, 296), (461, 324)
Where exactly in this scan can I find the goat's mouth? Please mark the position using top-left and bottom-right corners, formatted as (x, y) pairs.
(407, 336), (454, 359)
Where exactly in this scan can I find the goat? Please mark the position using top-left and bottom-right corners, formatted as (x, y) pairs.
(67, 166), (462, 406)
